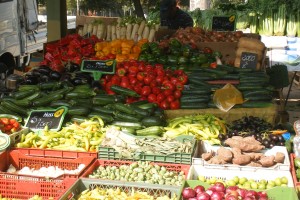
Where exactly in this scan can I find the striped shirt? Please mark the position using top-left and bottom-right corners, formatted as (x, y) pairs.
(161, 8), (194, 30)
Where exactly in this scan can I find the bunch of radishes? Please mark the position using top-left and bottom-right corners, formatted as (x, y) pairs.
(182, 182), (269, 200)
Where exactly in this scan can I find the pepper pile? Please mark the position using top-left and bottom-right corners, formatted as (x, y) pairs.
(0, 115), (21, 134)
(100, 60), (188, 109)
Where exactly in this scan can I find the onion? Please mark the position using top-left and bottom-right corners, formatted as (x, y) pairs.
(196, 192), (210, 200)
(245, 190), (258, 199)
(243, 197), (255, 200)
(205, 189), (214, 196)
(210, 191), (224, 200)
(226, 186), (238, 193)
(257, 191), (268, 198)
(182, 187), (196, 199)
(224, 194), (238, 200)
(194, 185), (205, 194)
(237, 188), (247, 198)
(213, 182), (226, 193)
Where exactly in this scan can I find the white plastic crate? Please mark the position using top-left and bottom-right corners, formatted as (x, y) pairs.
(193, 141), (290, 171)
(188, 165), (294, 188)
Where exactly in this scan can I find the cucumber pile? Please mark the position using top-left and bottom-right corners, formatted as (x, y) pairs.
(185, 65), (275, 109)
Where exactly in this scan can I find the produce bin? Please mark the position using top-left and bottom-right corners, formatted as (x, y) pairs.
(0, 174), (76, 200)
(98, 135), (197, 164)
(290, 153), (300, 191)
(183, 180), (298, 200)
(81, 159), (190, 184)
(193, 141), (291, 171)
(0, 149), (95, 179)
(188, 165), (294, 187)
(60, 178), (181, 200)
(9, 127), (30, 146)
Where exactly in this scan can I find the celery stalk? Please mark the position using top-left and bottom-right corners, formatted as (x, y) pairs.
(273, 4), (286, 36)
(286, 13), (297, 37)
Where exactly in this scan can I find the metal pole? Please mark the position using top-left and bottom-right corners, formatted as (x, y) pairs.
(77, 0), (79, 16)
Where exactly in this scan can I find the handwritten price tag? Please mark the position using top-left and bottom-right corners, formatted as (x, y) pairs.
(240, 52), (258, 69)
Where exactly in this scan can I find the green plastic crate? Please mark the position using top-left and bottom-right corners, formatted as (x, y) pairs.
(98, 135), (197, 164)
(59, 178), (181, 200)
(183, 180), (298, 200)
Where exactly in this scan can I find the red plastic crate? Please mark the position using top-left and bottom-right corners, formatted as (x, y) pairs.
(0, 174), (76, 200)
(0, 150), (95, 179)
(290, 153), (300, 189)
(12, 147), (98, 159)
(81, 159), (190, 180)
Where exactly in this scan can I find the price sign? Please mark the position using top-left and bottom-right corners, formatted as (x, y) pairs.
(212, 15), (236, 31)
(25, 106), (68, 131)
(81, 59), (116, 80)
(240, 52), (258, 69)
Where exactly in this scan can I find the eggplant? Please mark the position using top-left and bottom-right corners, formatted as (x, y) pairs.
(71, 77), (88, 86)
(37, 65), (52, 75)
(65, 62), (80, 72)
(50, 71), (62, 81)
(24, 75), (39, 85)
(40, 75), (50, 82)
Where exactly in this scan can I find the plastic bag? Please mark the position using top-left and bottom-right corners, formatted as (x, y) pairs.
(213, 83), (244, 112)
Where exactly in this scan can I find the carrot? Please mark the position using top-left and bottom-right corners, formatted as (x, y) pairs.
(126, 23), (133, 40)
(148, 27), (156, 42)
(142, 25), (150, 39)
(131, 23), (139, 40)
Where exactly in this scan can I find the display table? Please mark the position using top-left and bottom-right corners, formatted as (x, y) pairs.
(165, 104), (278, 124)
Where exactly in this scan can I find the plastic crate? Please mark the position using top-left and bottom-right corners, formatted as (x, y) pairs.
(98, 135), (197, 165)
(0, 149), (95, 179)
(0, 174), (76, 200)
(81, 159), (190, 184)
(9, 127), (30, 146)
(193, 141), (290, 171)
(60, 178), (182, 200)
(188, 165), (294, 187)
(290, 153), (300, 190)
(183, 180), (298, 200)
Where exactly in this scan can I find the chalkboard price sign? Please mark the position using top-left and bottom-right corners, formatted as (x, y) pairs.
(240, 52), (258, 69)
(81, 59), (116, 80)
(212, 15), (236, 31)
(25, 106), (68, 131)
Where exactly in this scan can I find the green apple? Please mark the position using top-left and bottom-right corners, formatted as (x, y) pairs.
(259, 179), (267, 185)
(268, 180), (275, 187)
(250, 182), (258, 189)
(281, 177), (288, 184)
(274, 177), (282, 186)
(258, 183), (266, 190)
(248, 179), (255, 183)
(233, 176), (240, 184)
(239, 177), (248, 185)
(281, 184), (288, 187)
(227, 180), (236, 186)
(198, 175), (206, 182)
(210, 177), (217, 184)
(266, 184), (274, 189)
(243, 182), (251, 189)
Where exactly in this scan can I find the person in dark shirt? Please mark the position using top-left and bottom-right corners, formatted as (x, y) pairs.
(160, 0), (194, 30)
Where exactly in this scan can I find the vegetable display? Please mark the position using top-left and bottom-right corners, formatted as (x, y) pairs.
(88, 161), (185, 186)
(0, 115), (21, 134)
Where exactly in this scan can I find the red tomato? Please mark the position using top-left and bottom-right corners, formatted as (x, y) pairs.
(156, 93), (166, 103)
(138, 62), (145, 71)
(170, 77), (178, 85)
(134, 85), (142, 94)
(163, 81), (175, 91)
(128, 66), (139, 74)
(129, 77), (138, 86)
(111, 75), (121, 85)
(149, 81), (157, 88)
(173, 90), (182, 99)
(166, 95), (175, 103)
(160, 100), (170, 110)
(0, 118), (9, 125)
(163, 89), (173, 97)
(137, 72), (145, 81)
(151, 86), (161, 95)
(141, 86), (151, 96)
(120, 80), (130, 88)
(4, 124), (13, 131)
(210, 62), (217, 69)
(177, 75), (188, 85)
(105, 74), (113, 81)
(145, 64), (153, 72)
(144, 76), (154, 85)
(116, 67), (127, 77)
(155, 68), (165, 77)
(176, 82), (184, 91)
(170, 100), (180, 110)
(123, 62), (130, 70)
(147, 94), (157, 103)
(155, 76), (164, 85)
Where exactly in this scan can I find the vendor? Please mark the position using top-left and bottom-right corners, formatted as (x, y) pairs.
(160, 0), (194, 30)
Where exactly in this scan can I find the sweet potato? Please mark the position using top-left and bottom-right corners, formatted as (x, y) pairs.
(225, 137), (264, 152)
(207, 156), (227, 165)
(217, 147), (233, 162)
(243, 152), (264, 161)
(232, 154), (251, 165)
(247, 161), (262, 167)
(201, 152), (214, 161)
(231, 147), (242, 157)
(274, 152), (285, 163)
(259, 155), (276, 167)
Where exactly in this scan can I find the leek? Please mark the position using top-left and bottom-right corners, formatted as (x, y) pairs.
(286, 13), (297, 37)
(297, 12), (300, 37)
(259, 10), (273, 36)
(249, 12), (258, 33)
(273, 4), (286, 36)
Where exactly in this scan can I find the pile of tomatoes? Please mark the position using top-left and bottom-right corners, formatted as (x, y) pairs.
(100, 60), (188, 110)
(0, 117), (21, 135)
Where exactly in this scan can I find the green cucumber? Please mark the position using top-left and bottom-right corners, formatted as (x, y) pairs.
(23, 91), (43, 101)
(244, 95), (273, 101)
(110, 85), (140, 97)
(50, 100), (72, 108)
(222, 74), (240, 80)
(188, 78), (212, 88)
(67, 106), (90, 116)
(202, 68), (228, 76)
(0, 105), (20, 117)
(92, 94), (125, 105)
(216, 65), (236, 73)
(39, 81), (61, 90)
(70, 115), (88, 124)
(120, 127), (137, 135)
(180, 95), (210, 103)
(234, 68), (255, 73)
(237, 84), (264, 91)
(243, 90), (272, 98)
(9, 99), (32, 107)
(18, 84), (40, 91)
(129, 100), (149, 106)
(180, 102), (208, 109)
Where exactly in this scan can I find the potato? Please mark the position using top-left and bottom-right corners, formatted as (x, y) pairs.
(274, 152), (285, 163)
(217, 147), (233, 162)
(201, 152), (214, 161)
(259, 155), (276, 167)
(207, 156), (227, 165)
(232, 154), (251, 165)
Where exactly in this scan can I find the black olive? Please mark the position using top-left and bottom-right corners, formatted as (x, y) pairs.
(50, 71), (62, 81)
(256, 137), (262, 143)
(68, 63), (80, 72)
(278, 141), (285, 146)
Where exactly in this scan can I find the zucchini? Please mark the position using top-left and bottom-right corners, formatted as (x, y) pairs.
(0, 105), (19, 116)
(188, 72), (219, 79)
(130, 105), (150, 117)
(39, 81), (61, 90)
(32, 93), (64, 107)
(92, 106), (115, 115)
(50, 100), (72, 108)
(244, 95), (273, 101)
(1, 101), (28, 116)
(234, 68), (254, 73)
(129, 100), (149, 106)
(69, 98), (93, 106)
(241, 101), (274, 108)
(65, 91), (96, 99)
(12, 90), (36, 100)
(243, 90), (272, 98)
(111, 121), (143, 129)
(136, 126), (164, 136)
(237, 84), (264, 91)
(180, 102), (208, 109)
(23, 91), (43, 101)
(114, 111), (142, 122)
(180, 95), (210, 103)
(121, 127), (137, 135)
(67, 106), (90, 116)
(9, 99), (32, 107)
(87, 112), (114, 122)
(92, 94), (125, 105)
(222, 74), (240, 80)
(110, 85), (140, 97)
(216, 65), (236, 73)
(141, 116), (165, 127)
(114, 103), (136, 115)
(70, 115), (88, 124)
(137, 103), (157, 110)
(18, 84), (40, 91)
